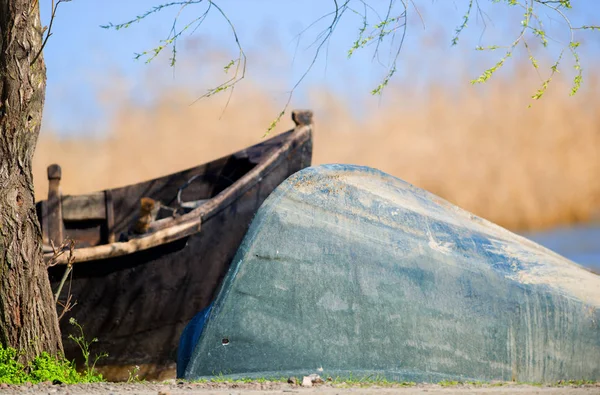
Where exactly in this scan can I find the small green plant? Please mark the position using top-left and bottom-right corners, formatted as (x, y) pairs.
(0, 346), (27, 384)
(126, 365), (141, 383)
(0, 344), (99, 384)
(210, 372), (230, 383)
(27, 352), (81, 384)
(67, 317), (107, 382)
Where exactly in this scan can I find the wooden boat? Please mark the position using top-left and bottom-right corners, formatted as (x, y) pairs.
(183, 164), (600, 383)
(39, 110), (313, 381)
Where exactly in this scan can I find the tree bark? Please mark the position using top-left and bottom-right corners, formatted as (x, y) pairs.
(0, 0), (63, 361)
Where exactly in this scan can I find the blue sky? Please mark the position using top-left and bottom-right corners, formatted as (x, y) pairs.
(40, 1), (600, 136)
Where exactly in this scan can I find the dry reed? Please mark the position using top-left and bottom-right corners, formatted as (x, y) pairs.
(33, 59), (600, 232)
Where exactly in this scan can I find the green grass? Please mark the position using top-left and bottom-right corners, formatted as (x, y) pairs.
(551, 380), (597, 387)
(0, 345), (103, 385)
(192, 374), (290, 384)
(185, 375), (598, 389)
(330, 374), (416, 387)
(438, 380), (476, 387)
(190, 373), (416, 388)
(0, 319), (105, 385)
(437, 379), (598, 388)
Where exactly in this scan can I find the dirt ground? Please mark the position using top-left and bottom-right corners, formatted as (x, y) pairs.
(1, 381), (599, 395)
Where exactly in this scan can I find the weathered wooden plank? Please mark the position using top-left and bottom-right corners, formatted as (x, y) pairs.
(291, 109), (313, 126)
(62, 192), (106, 221)
(105, 190), (115, 243)
(40, 200), (49, 245)
(46, 164), (63, 246)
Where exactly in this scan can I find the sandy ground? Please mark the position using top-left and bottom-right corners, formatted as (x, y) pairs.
(1, 382), (599, 395)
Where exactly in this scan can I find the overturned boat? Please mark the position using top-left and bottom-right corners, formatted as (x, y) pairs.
(38, 110), (314, 381)
(182, 164), (600, 383)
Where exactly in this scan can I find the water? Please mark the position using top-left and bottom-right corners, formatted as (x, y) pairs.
(522, 224), (600, 273)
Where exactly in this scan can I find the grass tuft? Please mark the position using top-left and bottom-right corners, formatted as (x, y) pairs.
(0, 344), (103, 385)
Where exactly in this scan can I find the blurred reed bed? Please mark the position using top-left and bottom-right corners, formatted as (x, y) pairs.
(33, 60), (600, 231)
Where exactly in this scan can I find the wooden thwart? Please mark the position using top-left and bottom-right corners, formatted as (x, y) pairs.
(41, 165), (116, 248)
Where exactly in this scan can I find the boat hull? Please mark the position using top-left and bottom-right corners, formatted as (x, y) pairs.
(45, 124), (312, 381)
(184, 164), (600, 383)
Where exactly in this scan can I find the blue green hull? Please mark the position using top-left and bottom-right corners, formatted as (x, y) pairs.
(184, 165), (600, 382)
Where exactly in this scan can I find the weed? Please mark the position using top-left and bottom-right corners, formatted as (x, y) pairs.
(331, 374), (416, 387)
(438, 380), (485, 387)
(183, 374), (599, 388)
(192, 378), (209, 384)
(27, 352), (80, 383)
(438, 380), (461, 387)
(0, 347), (27, 384)
(0, 344), (100, 384)
(209, 372), (229, 383)
(0, 317), (106, 384)
(191, 376), (295, 385)
(553, 379), (596, 386)
(67, 317), (107, 382)
(126, 365), (141, 383)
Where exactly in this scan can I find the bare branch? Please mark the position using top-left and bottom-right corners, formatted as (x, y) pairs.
(106, 0), (599, 132)
(31, 0), (71, 66)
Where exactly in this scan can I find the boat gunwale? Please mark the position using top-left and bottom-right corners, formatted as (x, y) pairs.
(45, 124), (312, 265)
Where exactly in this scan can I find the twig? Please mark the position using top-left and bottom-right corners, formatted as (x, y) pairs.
(57, 293), (77, 322)
(31, 0), (70, 66)
(53, 239), (75, 304)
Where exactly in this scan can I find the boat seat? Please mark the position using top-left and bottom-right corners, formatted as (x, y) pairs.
(40, 164), (116, 250)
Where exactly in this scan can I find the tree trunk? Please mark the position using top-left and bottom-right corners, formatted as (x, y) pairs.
(0, 0), (63, 361)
